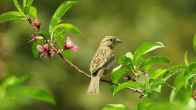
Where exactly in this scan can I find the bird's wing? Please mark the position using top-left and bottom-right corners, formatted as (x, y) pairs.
(90, 47), (113, 74)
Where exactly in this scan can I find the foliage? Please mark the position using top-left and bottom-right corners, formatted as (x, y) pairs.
(0, 76), (55, 109)
(0, 0), (79, 108)
(107, 35), (196, 110)
(0, 0), (196, 110)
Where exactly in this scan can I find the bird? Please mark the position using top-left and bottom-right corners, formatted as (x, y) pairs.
(87, 36), (121, 94)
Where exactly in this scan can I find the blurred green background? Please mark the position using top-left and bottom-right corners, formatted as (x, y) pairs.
(0, 0), (196, 110)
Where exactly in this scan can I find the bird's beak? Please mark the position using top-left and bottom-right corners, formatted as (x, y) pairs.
(115, 38), (122, 43)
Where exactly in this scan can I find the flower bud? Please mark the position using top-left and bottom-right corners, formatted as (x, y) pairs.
(32, 18), (41, 31)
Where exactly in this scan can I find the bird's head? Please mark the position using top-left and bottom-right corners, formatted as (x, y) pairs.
(100, 36), (121, 47)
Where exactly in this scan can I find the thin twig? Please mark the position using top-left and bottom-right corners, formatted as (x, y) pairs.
(58, 53), (91, 78)
(59, 53), (114, 83)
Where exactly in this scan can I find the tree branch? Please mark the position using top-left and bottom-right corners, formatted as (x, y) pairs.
(58, 53), (91, 78)
(58, 53), (144, 95)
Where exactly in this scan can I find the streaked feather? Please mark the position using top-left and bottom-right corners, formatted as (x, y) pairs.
(89, 46), (113, 74)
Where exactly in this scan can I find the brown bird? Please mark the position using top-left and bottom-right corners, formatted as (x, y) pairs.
(88, 36), (121, 94)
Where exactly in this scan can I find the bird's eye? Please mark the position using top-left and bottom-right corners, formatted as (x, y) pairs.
(110, 39), (113, 42)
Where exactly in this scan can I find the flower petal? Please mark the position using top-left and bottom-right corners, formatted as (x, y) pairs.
(71, 45), (78, 52)
(36, 45), (44, 52)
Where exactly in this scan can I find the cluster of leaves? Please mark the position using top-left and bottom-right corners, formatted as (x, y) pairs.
(0, 76), (55, 109)
(112, 42), (168, 96)
(32, 0), (80, 58)
(0, 0), (80, 108)
(0, 0), (80, 58)
(0, 0), (37, 23)
(102, 36), (196, 110)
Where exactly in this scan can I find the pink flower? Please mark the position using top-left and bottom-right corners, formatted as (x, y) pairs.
(36, 43), (58, 57)
(36, 44), (50, 57)
(32, 18), (41, 31)
(64, 37), (78, 52)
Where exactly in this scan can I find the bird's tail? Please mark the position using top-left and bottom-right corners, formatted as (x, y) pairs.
(87, 70), (104, 95)
(87, 75), (101, 95)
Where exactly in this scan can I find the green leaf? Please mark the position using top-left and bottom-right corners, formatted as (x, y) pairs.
(113, 81), (144, 96)
(185, 73), (196, 88)
(49, 1), (78, 34)
(142, 56), (169, 71)
(102, 104), (129, 110)
(184, 51), (190, 66)
(125, 52), (134, 60)
(1, 76), (28, 88)
(174, 72), (186, 90)
(170, 86), (192, 103)
(13, 0), (25, 15)
(23, 0), (34, 14)
(193, 33), (196, 52)
(112, 65), (129, 84)
(134, 42), (165, 64)
(28, 6), (38, 18)
(53, 23), (80, 35)
(163, 65), (186, 83)
(32, 40), (43, 58)
(170, 71), (188, 102)
(23, 0), (27, 8)
(112, 52), (135, 83)
(169, 89), (176, 102)
(32, 42), (39, 58)
(2, 76), (19, 87)
(20, 87), (55, 104)
(138, 99), (153, 110)
(54, 31), (65, 49)
(150, 69), (167, 80)
(0, 11), (24, 23)
(189, 62), (196, 71)
(148, 79), (165, 93)
(118, 52), (134, 69)
(144, 56), (169, 66)
(23, 0), (34, 8)
(63, 50), (73, 60)
(138, 101), (177, 110)
(26, 0), (34, 8)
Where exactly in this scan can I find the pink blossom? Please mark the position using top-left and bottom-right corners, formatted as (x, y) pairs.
(64, 37), (78, 52)
(36, 44), (50, 57)
(36, 43), (58, 57)
(32, 18), (41, 31)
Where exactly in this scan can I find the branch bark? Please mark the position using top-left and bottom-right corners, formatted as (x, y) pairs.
(58, 53), (144, 95)
(58, 53), (91, 78)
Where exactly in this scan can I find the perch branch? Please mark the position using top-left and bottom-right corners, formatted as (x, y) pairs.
(58, 53), (91, 78)
(58, 53), (144, 95)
